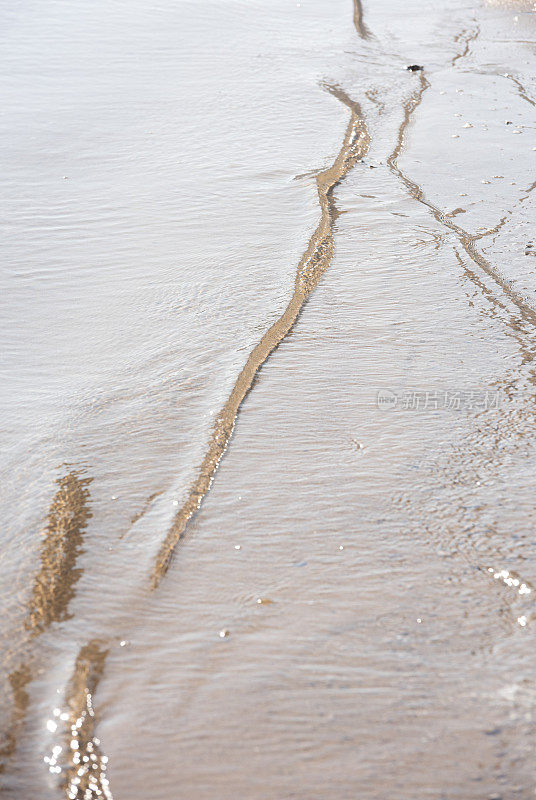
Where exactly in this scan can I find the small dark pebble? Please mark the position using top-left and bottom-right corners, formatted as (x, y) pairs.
(406, 64), (423, 71)
(484, 727), (502, 736)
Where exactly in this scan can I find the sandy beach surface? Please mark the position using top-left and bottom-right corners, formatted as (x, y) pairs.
(1, 0), (536, 797)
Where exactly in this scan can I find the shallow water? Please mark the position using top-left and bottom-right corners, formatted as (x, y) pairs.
(1, 0), (536, 797)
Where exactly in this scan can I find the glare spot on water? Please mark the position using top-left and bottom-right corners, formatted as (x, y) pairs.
(487, 566), (533, 627)
(44, 695), (114, 799)
(489, 567), (532, 597)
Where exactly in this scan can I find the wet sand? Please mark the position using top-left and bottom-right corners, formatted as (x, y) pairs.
(2, 0), (536, 797)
